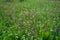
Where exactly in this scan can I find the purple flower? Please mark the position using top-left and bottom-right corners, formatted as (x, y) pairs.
(22, 22), (26, 26)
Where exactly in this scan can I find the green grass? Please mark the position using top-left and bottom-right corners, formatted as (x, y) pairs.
(0, 0), (60, 40)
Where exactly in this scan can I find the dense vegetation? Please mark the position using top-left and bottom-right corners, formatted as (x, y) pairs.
(0, 0), (60, 40)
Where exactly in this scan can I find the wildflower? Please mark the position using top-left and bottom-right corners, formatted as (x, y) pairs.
(16, 24), (19, 28)
(12, 16), (15, 22)
(32, 27), (34, 33)
(32, 15), (35, 18)
(46, 25), (49, 31)
(24, 9), (29, 15)
(17, 19), (20, 23)
(27, 24), (31, 29)
(22, 22), (26, 26)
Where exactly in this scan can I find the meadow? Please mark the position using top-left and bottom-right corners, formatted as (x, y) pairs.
(0, 0), (60, 40)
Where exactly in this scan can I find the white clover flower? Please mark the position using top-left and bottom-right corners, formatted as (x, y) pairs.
(22, 22), (26, 25)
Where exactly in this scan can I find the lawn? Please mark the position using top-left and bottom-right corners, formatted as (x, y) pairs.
(0, 0), (60, 40)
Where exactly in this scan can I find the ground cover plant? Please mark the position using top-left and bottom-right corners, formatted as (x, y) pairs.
(0, 0), (60, 40)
